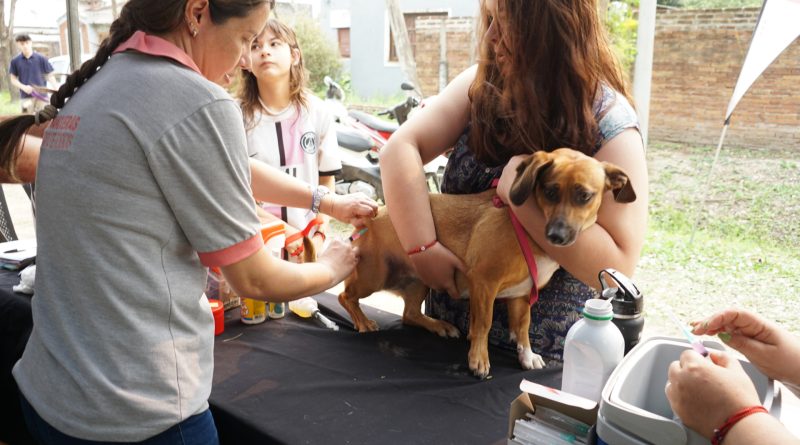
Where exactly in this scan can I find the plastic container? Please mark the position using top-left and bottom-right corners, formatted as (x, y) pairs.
(241, 221), (285, 325)
(208, 298), (225, 335)
(596, 336), (782, 445)
(561, 298), (625, 402)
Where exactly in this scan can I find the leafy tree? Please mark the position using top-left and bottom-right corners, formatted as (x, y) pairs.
(293, 16), (342, 94)
(607, 1), (639, 74)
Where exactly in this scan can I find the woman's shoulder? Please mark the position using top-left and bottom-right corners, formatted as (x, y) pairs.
(594, 84), (639, 150)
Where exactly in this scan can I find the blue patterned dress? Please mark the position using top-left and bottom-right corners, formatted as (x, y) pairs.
(426, 85), (640, 364)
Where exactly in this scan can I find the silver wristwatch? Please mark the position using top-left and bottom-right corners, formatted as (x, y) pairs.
(311, 185), (330, 214)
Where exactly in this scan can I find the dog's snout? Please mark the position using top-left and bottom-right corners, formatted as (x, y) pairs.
(545, 220), (576, 246)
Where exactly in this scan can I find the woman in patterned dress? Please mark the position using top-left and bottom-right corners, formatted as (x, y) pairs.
(379, 0), (649, 364)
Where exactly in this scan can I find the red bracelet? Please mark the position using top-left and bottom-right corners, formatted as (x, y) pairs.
(407, 239), (438, 256)
(711, 405), (768, 445)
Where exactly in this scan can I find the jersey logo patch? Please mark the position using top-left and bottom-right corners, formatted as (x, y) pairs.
(300, 132), (317, 154)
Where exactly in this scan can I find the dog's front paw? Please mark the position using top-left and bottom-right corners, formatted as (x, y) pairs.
(517, 345), (546, 370)
(431, 320), (460, 338)
(468, 350), (491, 379)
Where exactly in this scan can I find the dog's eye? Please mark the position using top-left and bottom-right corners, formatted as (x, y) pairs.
(576, 190), (595, 204)
(544, 185), (559, 202)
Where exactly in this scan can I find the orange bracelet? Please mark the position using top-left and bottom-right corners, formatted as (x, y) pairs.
(407, 239), (438, 256)
(711, 405), (768, 445)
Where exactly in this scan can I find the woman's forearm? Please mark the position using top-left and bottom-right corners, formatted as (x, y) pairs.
(250, 158), (313, 210)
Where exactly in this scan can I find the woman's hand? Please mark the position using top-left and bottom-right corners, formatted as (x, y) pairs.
(315, 239), (359, 287)
(323, 192), (378, 227)
(496, 154), (530, 205)
(691, 309), (800, 386)
(408, 242), (466, 299)
(666, 350), (761, 438)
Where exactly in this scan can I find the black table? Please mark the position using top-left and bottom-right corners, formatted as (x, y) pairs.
(210, 293), (562, 445)
(0, 268), (34, 445)
(0, 275), (562, 445)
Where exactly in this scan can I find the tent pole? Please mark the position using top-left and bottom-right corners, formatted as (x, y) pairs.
(688, 120), (730, 247)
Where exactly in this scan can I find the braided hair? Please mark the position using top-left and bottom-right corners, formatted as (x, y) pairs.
(0, 0), (271, 180)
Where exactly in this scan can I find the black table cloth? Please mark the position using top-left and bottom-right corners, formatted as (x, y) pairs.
(1, 273), (562, 445)
(210, 293), (562, 445)
(0, 268), (34, 445)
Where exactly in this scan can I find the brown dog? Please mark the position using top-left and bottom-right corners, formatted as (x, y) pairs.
(338, 148), (636, 378)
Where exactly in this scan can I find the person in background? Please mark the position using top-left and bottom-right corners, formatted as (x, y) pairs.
(379, 0), (648, 365)
(9, 34), (55, 114)
(0, 0), (376, 443)
(238, 18), (340, 258)
(666, 308), (800, 445)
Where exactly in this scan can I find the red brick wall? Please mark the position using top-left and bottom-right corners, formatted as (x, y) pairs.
(413, 16), (475, 97)
(413, 9), (799, 150)
(650, 8), (799, 149)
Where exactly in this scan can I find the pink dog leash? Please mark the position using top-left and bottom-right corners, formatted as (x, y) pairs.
(491, 179), (539, 305)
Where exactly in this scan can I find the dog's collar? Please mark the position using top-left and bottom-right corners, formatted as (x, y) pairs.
(491, 179), (539, 305)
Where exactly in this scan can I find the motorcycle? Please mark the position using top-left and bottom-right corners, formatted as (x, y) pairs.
(325, 77), (446, 201)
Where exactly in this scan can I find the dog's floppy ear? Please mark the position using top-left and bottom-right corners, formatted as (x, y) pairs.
(301, 236), (317, 263)
(603, 162), (636, 203)
(509, 151), (553, 206)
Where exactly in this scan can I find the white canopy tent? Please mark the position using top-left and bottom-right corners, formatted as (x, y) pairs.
(690, 0), (800, 242)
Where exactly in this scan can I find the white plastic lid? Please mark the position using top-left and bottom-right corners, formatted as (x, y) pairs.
(583, 298), (613, 321)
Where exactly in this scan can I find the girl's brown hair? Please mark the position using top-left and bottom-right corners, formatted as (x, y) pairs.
(469, 0), (633, 166)
(238, 18), (310, 131)
(0, 0), (271, 180)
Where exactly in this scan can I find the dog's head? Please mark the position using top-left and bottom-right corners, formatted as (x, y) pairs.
(508, 148), (636, 246)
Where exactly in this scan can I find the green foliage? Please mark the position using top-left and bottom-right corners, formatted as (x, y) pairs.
(606, 1), (639, 74)
(659, 0), (762, 7)
(293, 16), (343, 94)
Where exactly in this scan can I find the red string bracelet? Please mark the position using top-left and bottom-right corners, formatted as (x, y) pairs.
(407, 239), (438, 256)
(711, 405), (768, 445)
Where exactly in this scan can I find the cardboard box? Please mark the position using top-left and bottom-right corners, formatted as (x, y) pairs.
(508, 379), (598, 444)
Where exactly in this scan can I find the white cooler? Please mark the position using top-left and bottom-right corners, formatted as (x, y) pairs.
(596, 336), (782, 445)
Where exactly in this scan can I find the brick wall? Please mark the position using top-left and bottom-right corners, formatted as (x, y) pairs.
(650, 7), (798, 149)
(414, 16), (476, 97)
(412, 9), (799, 150)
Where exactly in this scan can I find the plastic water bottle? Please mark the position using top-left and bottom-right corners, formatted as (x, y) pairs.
(561, 298), (624, 402)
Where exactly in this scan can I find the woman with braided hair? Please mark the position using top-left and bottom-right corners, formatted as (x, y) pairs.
(1, 1), (376, 442)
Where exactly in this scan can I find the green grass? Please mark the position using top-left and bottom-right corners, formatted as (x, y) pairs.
(641, 142), (800, 336)
(0, 91), (22, 115)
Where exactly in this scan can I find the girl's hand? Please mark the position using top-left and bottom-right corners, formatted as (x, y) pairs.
(666, 350), (761, 438)
(284, 226), (304, 258)
(324, 192), (378, 227)
(496, 154), (531, 205)
(316, 239), (359, 287)
(408, 242), (466, 299)
(691, 309), (800, 386)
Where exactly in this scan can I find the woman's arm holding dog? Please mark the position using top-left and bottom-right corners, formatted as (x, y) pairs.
(380, 67), (476, 298)
(497, 129), (648, 288)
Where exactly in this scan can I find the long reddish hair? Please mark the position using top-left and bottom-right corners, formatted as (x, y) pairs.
(469, 0), (633, 165)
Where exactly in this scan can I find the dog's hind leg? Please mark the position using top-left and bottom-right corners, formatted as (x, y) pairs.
(400, 281), (461, 338)
(507, 297), (546, 369)
(339, 277), (382, 333)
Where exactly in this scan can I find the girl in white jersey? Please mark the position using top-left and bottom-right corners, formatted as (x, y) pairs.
(238, 19), (340, 258)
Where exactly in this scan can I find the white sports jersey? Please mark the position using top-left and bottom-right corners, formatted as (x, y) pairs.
(246, 94), (341, 232)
